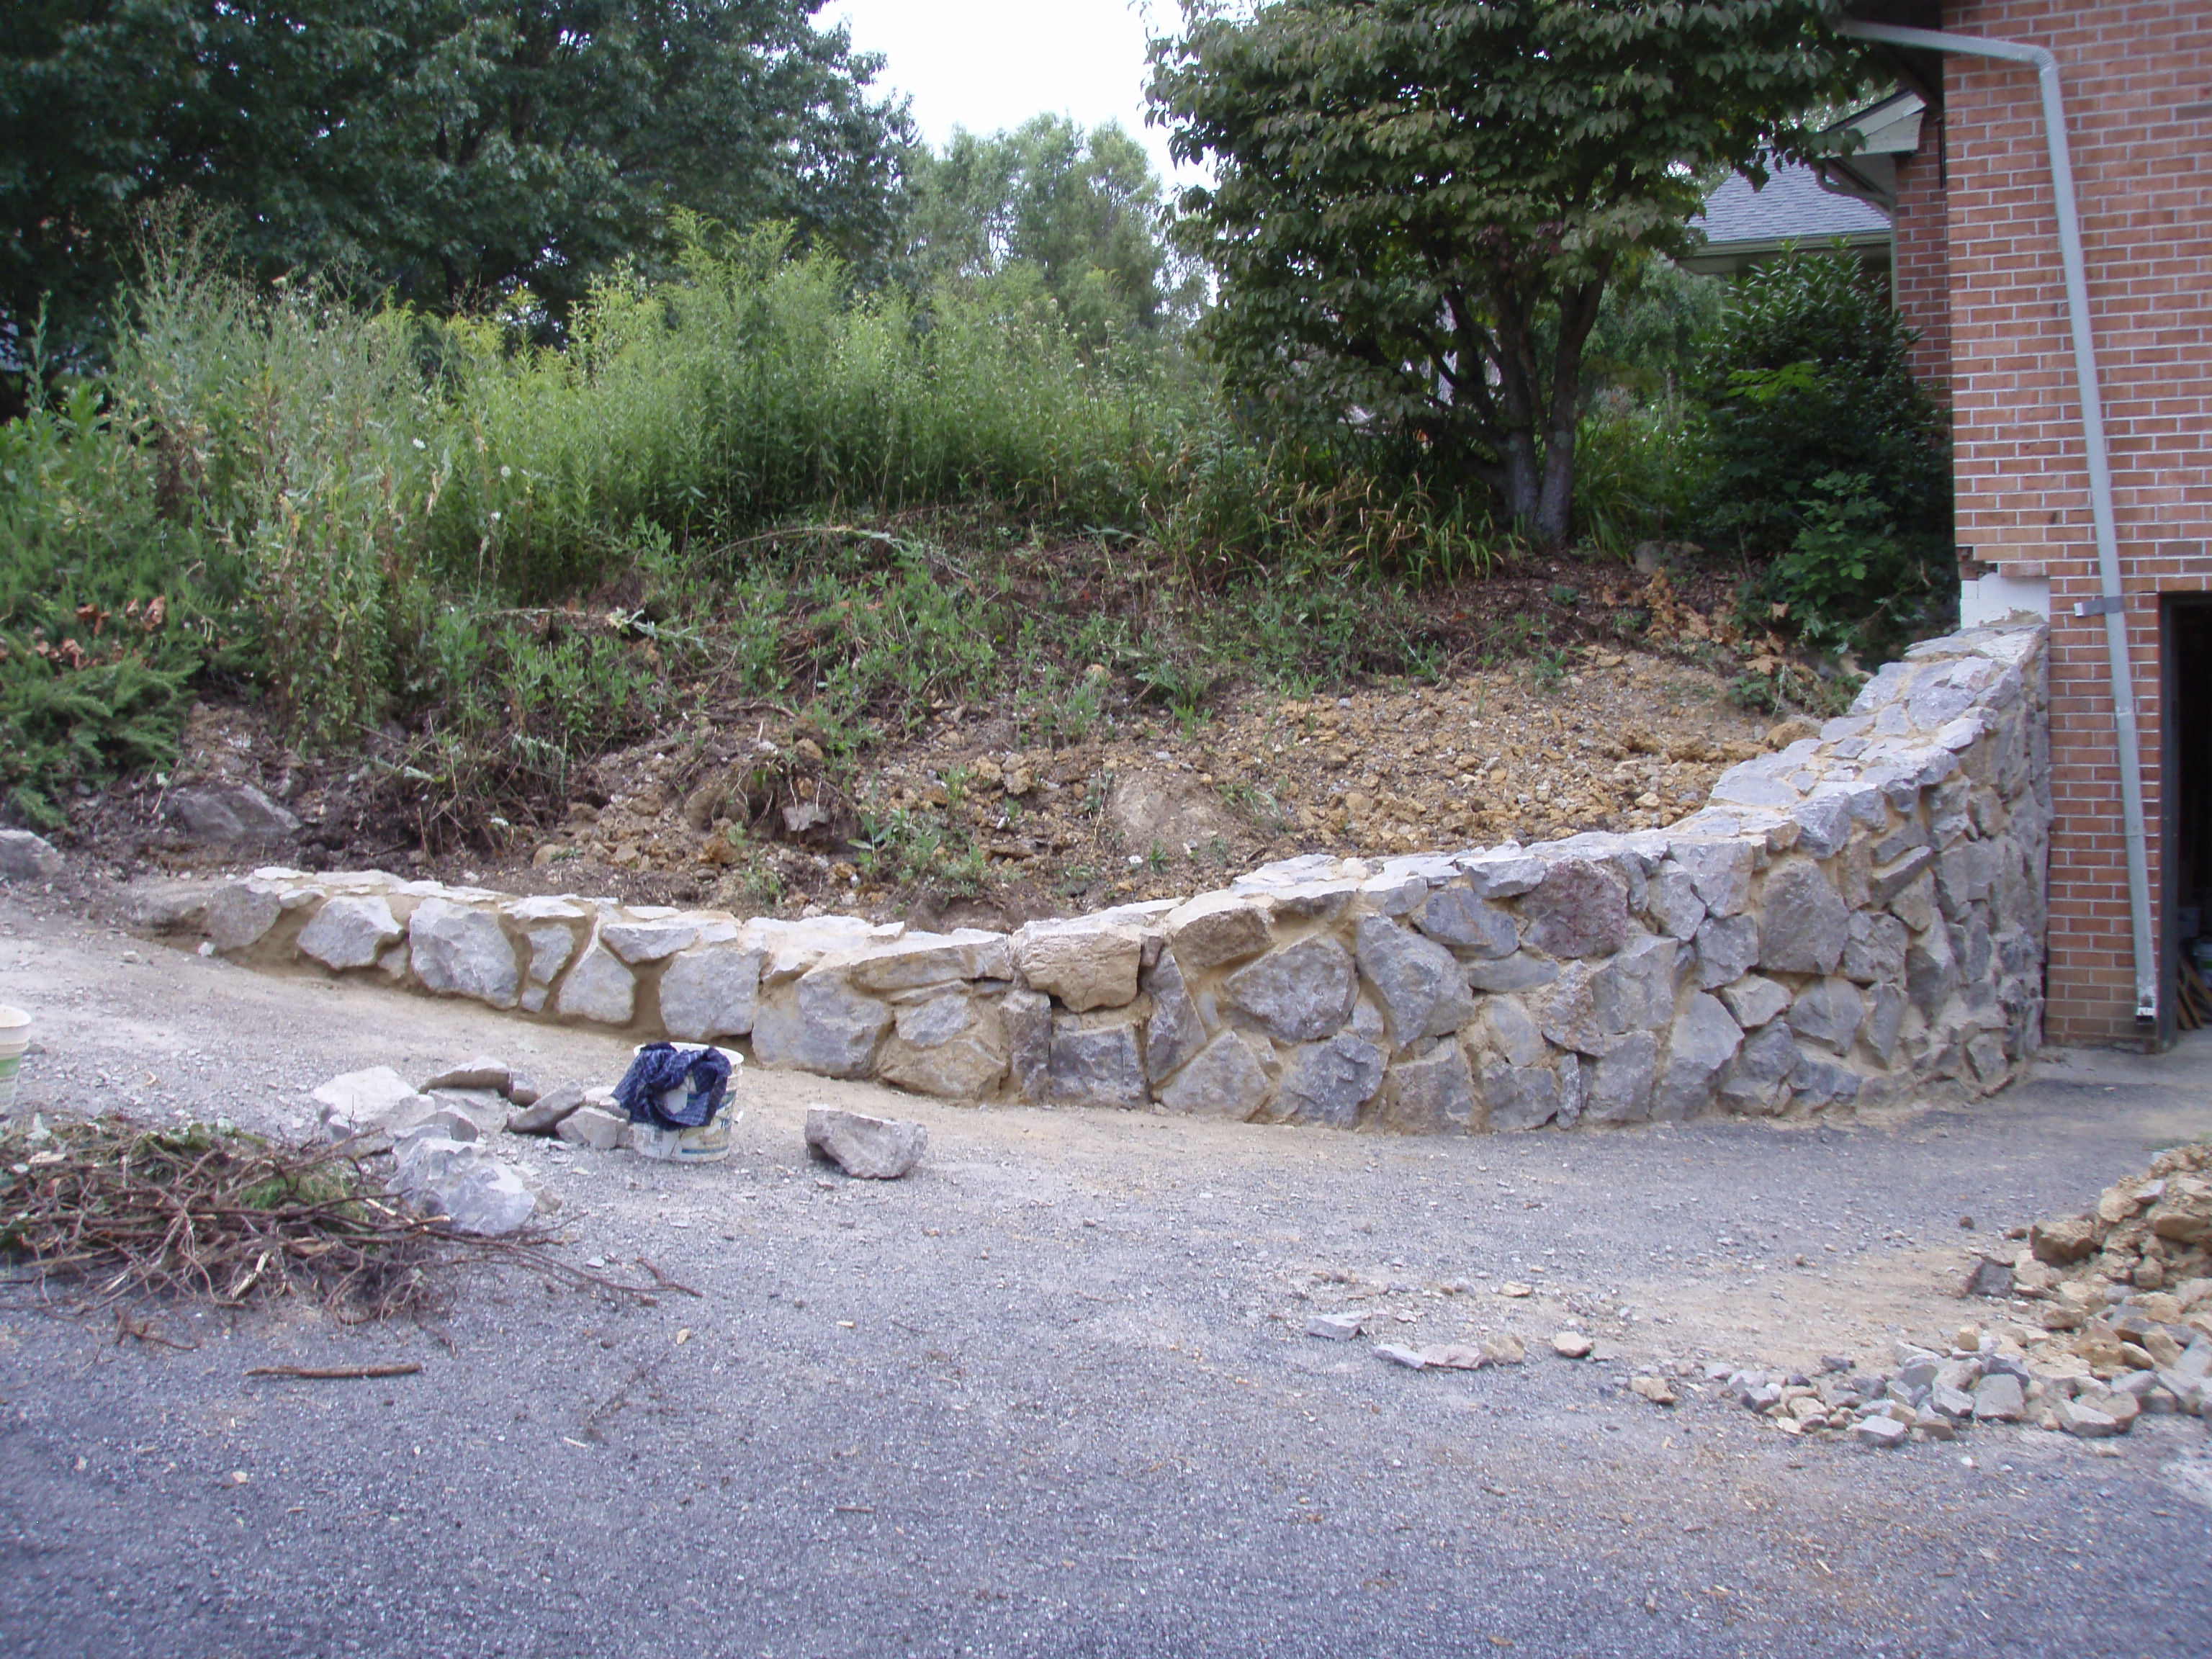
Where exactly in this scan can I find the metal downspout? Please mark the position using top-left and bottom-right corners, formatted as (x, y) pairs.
(1838, 19), (2157, 1027)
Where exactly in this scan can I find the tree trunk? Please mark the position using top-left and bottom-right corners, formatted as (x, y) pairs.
(1534, 411), (1578, 547)
(1498, 430), (1542, 526)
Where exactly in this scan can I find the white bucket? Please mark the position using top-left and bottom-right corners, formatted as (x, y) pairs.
(626, 1044), (742, 1162)
(0, 1005), (29, 1115)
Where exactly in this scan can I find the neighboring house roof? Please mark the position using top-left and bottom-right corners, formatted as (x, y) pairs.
(1679, 159), (1893, 276)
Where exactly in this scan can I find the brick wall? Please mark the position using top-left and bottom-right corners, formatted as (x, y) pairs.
(1891, 110), (1951, 402)
(1939, 0), (2212, 1045)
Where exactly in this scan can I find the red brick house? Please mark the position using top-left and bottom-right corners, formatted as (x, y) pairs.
(1840, 1), (2212, 1049)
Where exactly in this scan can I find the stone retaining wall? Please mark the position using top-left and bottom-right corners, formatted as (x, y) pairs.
(189, 622), (2050, 1132)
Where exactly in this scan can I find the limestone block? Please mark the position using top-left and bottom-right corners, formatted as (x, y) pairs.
(1889, 869), (1940, 933)
(1668, 840), (1758, 917)
(1142, 950), (1208, 1084)
(1377, 1041), (1476, 1134)
(806, 1109), (927, 1179)
(1271, 1033), (1388, 1128)
(1591, 933), (1679, 1033)
(1163, 892), (1273, 969)
(205, 880), (287, 953)
(1047, 1012), (1148, 1109)
(297, 895), (403, 970)
(1719, 1021), (1799, 1113)
(1789, 977), (1866, 1053)
(524, 925), (577, 987)
(0, 828), (63, 881)
(1789, 1051), (1863, 1107)
(1411, 884), (1519, 957)
(1869, 845), (1935, 906)
(1003, 989), (1053, 1102)
(1158, 1030), (1274, 1120)
(1643, 864), (1707, 942)
(600, 919), (709, 963)
(1456, 850), (1545, 899)
(1520, 860), (1631, 958)
(408, 898), (520, 1009)
(878, 992), (1008, 1100)
(1935, 840), (2000, 922)
(657, 944), (765, 1040)
(1906, 927), (1961, 1020)
(839, 930), (1012, 993)
(1717, 974), (1791, 1030)
(1843, 912), (1908, 986)
(1757, 860), (1849, 976)
(1013, 918), (1143, 1012)
(1354, 916), (1476, 1049)
(1481, 996), (1547, 1069)
(1863, 983), (1909, 1065)
(751, 969), (893, 1078)
(746, 916), (893, 985)
(1479, 1059), (1561, 1131)
(1652, 993), (1743, 1121)
(1465, 954), (1560, 994)
(1221, 935), (1358, 1043)
(554, 943), (636, 1026)
(1582, 1032), (1659, 1124)
(1694, 912), (1760, 989)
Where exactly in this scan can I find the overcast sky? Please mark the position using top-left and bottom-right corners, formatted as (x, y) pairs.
(824, 0), (1204, 184)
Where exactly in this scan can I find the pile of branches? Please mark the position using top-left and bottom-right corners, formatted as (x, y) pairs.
(5, 1115), (467, 1320)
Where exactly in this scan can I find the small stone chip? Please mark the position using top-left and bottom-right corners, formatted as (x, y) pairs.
(1855, 1416), (1908, 1449)
(1374, 1343), (1429, 1370)
(1305, 1312), (1366, 1341)
(1552, 1331), (1594, 1359)
(1629, 1375), (1677, 1406)
(1497, 1282), (1535, 1298)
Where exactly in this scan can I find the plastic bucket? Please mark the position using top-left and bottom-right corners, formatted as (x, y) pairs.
(0, 1005), (29, 1115)
(626, 1044), (742, 1162)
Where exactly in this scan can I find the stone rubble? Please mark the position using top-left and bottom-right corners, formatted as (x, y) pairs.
(804, 1108), (928, 1180)
(196, 623), (2050, 1136)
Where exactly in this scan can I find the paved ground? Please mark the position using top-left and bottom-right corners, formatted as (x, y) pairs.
(1, 887), (2208, 1658)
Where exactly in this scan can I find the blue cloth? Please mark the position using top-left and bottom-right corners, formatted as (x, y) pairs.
(613, 1043), (732, 1130)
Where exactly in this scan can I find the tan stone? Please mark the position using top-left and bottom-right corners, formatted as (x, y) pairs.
(1012, 919), (1143, 1012)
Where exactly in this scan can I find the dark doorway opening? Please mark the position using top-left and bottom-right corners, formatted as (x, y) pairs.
(2163, 598), (2212, 1040)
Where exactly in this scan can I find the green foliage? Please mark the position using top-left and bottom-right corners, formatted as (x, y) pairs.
(1150, 0), (1852, 544)
(1573, 395), (1714, 559)
(1, 0), (912, 403)
(902, 116), (1200, 352)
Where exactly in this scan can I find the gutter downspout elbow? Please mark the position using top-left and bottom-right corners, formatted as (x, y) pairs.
(1838, 19), (2157, 1030)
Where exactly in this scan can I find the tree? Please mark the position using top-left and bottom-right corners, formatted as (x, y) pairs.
(1, 0), (912, 405)
(1148, 0), (1853, 544)
(902, 115), (1198, 351)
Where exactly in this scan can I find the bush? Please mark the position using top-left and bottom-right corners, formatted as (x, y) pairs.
(1693, 251), (1951, 653)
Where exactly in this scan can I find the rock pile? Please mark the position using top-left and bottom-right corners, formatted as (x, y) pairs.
(193, 622), (2051, 1135)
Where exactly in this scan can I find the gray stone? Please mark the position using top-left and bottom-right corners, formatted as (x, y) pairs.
(1047, 1015), (1148, 1109)
(0, 829), (64, 881)
(1479, 1060), (1560, 1132)
(1906, 927), (1960, 1020)
(421, 1057), (513, 1093)
(1868, 845), (1934, 906)
(1354, 916), (1476, 1049)
(557, 1104), (629, 1151)
(1758, 861), (1849, 976)
(1717, 974), (1791, 1030)
(1464, 954), (1559, 994)
(1971, 1372), (2026, 1422)
(751, 971), (894, 1078)
(1457, 850), (1545, 899)
(297, 896), (405, 971)
(2054, 1397), (2123, 1439)
(1003, 989), (1052, 1102)
(1158, 1030), (1274, 1120)
(1842, 912), (1908, 986)
(600, 919), (705, 964)
(1889, 869), (1939, 933)
(1652, 994), (1742, 1120)
(1222, 935), (1358, 1043)
(1306, 1312), (1366, 1341)
(1482, 996), (1547, 1068)
(1592, 933), (1679, 1033)
(1643, 865), (1707, 941)
(1936, 840), (2000, 920)
(1862, 983), (1909, 1064)
(1669, 840), (1757, 917)
(524, 925), (576, 987)
(204, 881), (286, 953)
(657, 945), (765, 1041)
(409, 898), (521, 1010)
(1411, 885), (1518, 957)
(806, 1108), (927, 1179)
(1163, 894), (1274, 969)
(1012, 918), (1143, 1012)
(837, 930), (1010, 992)
(1376, 1042), (1476, 1134)
(1581, 1031), (1658, 1124)
(171, 783), (300, 845)
(1272, 1033), (1387, 1128)
(1789, 977), (1866, 1053)
(311, 1066), (431, 1136)
(878, 992), (1007, 1100)
(394, 1135), (536, 1236)
(1789, 1051), (1862, 1107)
(1142, 950), (1208, 1083)
(1694, 912), (1760, 989)
(1520, 860), (1631, 958)
(554, 943), (636, 1025)
(1854, 1415), (1908, 1448)
(506, 1082), (588, 1136)
(1718, 1021), (1799, 1112)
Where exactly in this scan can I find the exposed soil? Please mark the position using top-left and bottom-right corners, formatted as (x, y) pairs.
(50, 558), (1828, 930)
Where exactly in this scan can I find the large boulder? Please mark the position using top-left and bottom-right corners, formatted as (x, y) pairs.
(1046, 1012), (1148, 1108)
(1156, 1030), (1274, 1120)
(1757, 861), (1849, 977)
(1012, 919), (1143, 1012)
(1376, 1042), (1476, 1134)
(1651, 994), (1742, 1120)
(1270, 1033), (1388, 1128)
(170, 783), (300, 845)
(1221, 935), (1357, 1043)
(806, 1108), (927, 1179)
(409, 898), (521, 1009)
(876, 992), (1008, 1100)
(657, 945), (765, 1040)
(553, 943), (636, 1026)
(1519, 861), (1630, 958)
(0, 829), (64, 882)
(297, 896), (404, 971)
(1353, 917), (1475, 1049)
(751, 970), (893, 1078)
